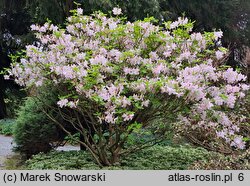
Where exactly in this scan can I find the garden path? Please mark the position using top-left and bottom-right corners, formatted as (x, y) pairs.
(0, 135), (80, 169)
(0, 135), (13, 169)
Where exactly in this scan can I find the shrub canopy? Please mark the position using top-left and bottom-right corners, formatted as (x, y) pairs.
(6, 8), (249, 165)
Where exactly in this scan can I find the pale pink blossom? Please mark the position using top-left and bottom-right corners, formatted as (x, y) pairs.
(105, 113), (116, 124)
(226, 94), (236, 108)
(122, 113), (134, 121)
(214, 31), (223, 40)
(90, 55), (108, 65)
(77, 8), (83, 15)
(68, 101), (77, 108)
(214, 96), (223, 106)
(152, 63), (165, 75)
(216, 130), (226, 138)
(142, 100), (150, 107)
(191, 33), (203, 41)
(222, 68), (238, 83)
(121, 97), (131, 107)
(231, 136), (245, 149)
(215, 50), (224, 60)
(109, 22), (117, 30)
(57, 99), (68, 108)
(4, 75), (10, 80)
(112, 7), (122, 15)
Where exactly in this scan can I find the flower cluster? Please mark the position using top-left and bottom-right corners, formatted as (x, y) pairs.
(7, 8), (249, 149)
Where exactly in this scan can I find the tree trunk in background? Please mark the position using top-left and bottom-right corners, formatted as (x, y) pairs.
(65, 0), (73, 17)
(79, 133), (86, 150)
(0, 76), (6, 119)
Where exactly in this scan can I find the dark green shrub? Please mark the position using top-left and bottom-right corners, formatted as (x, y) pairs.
(14, 89), (61, 158)
(0, 119), (16, 135)
(4, 88), (26, 118)
(25, 145), (213, 170)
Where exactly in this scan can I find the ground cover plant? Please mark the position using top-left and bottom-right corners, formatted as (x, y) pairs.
(25, 145), (213, 170)
(6, 7), (249, 166)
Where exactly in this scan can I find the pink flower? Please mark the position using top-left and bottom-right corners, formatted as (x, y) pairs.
(30, 24), (39, 31)
(132, 94), (141, 101)
(216, 130), (226, 138)
(105, 113), (116, 124)
(215, 50), (224, 60)
(218, 114), (231, 126)
(57, 99), (68, 108)
(152, 63), (165, 76)
(214, 96), (223, 106)
(225, 85), (240, 93)
(149, 52), (158, 61)
(214, 31), (223, 40)
(222, 68), (237, 83)
(122, 113), (134, 121)
(163, 51), (172, 57)
(238, 92), (245, 98)
(237, 73), (246, 81)
(109, 22), (117, 30)
(112, 7), (122, 15)
(178, 17), (188, 25)
(35, 80), (43, 87)
(90, 55), (108, 65)
(121, 97), (131, 107)
(226, 94), (236, 108)
(191, 33), (203, 41)
(4, 75), (10, 80)
(231, 136), (245, 149)
(198, 99), (213, 111)
(180, 51), (191, 60)
(68, 101), (77, 108)
(77, 8), (83, 15)
(109, 49), (121, 61)
(170, 21), (179, 29)
(99, 89), (110, 101)
(142, 100), (150, 107)
(136, 83), (146, 92)
(241, 84), (249, 91)
(123, 67), (140, 75)
(62, 66), (75, 79)
(161, 86), (177, 95)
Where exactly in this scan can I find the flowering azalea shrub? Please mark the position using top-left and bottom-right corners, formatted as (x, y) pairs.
(6, 8), (249, 166)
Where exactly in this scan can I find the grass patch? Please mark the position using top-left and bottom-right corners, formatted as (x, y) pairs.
(4, 154), (26, 170)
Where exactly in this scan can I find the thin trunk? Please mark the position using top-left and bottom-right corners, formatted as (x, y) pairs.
(0, 76), (6, 119)
(80, 133), (87, 150)
(65, 0), (73, 17)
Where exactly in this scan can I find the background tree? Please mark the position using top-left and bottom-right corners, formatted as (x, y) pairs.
(159, 0), (250, 69)
(79, 0), (161, 21)
(0, 0), (32, 118)
(0, 0), (75, 118)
